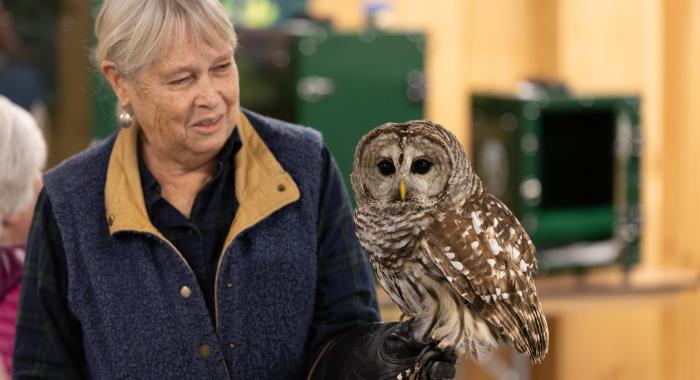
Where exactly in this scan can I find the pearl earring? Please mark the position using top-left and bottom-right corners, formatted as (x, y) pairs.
(118, 109), (133, 129)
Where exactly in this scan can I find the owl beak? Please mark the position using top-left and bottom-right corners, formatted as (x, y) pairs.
(399, 180), (407, 201)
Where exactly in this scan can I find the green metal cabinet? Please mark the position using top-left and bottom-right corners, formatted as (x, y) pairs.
(236, 27), (425, 195)
(471, 93), (641, 271)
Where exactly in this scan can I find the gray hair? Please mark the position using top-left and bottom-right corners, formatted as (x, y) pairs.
(95, 0), (238, 79)
(0, 96), (47, 216)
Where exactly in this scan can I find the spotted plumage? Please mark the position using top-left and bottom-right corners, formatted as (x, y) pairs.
(351, 120), (548, 363)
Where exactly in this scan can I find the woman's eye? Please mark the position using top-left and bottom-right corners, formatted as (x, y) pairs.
(411, 159), (432, 174)
(377, 159), (396, 176)
(168, 76), (191, 86)
(214, 63), (231, 72)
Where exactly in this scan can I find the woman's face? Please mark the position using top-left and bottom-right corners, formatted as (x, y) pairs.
(124, 35), (239, 166)
(0, 174), (42, 247)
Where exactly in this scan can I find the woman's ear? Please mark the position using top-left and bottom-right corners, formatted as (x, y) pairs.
(101, 61), (130, 107)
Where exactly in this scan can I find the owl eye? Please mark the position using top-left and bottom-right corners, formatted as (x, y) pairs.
(377, 159), (396, 176)
(411, 159), (433, 174)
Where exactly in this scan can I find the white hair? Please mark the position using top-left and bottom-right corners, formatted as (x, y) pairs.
(0, 96), (47, 217)
(95, 0), (238, 79)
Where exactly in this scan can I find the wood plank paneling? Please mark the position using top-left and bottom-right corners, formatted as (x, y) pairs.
(555, 308), (664, 380)
(660, 1), (700, 379)
(51, 0), (92, 166)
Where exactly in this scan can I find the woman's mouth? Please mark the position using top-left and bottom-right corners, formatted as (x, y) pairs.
(191, 115), (223, 134)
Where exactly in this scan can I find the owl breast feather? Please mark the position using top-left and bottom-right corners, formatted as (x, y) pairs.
(354, 205), (434, 268)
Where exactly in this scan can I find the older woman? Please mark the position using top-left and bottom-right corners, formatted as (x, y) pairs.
(13, 1), (454, 379)
(0, 96), (46, 378)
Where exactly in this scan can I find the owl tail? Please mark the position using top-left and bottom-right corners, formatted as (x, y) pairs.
(489, 299), (549, 363)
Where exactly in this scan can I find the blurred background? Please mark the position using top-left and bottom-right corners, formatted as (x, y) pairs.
(2, 0), (699, 379)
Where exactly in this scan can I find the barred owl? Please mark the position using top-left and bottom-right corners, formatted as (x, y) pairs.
(351, 120), (548, 363)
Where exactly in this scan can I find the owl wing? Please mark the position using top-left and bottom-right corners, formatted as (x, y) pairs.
(421, 192), (548, 361)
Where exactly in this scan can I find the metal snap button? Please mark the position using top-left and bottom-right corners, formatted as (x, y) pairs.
(198, 344), (211, 358)
(180, 286), (192, 299)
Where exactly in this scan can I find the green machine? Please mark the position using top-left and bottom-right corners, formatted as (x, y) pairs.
(236, 26), (425, 195)
(471, 92), (641, 271)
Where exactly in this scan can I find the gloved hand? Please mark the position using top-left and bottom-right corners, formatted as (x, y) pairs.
(308, 321), (457, 380)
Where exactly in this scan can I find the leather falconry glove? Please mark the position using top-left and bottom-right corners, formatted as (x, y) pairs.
(309, 321), (457, 380)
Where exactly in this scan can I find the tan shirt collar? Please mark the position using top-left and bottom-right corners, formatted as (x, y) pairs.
(105, 112), (300, 248)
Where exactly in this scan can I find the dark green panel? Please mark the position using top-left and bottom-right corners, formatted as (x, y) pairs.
(295, 32), (425, 195)
(91, 73), (118, 140)
(537, 207), (614, 244)
(90, 0), (118, 140)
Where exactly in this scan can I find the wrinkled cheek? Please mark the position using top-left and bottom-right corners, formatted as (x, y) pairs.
(223, 83), (240, 109)
(143, 103), (186, 149)
(224, 66), (240, 106)
(225, 89), (240, 127)
(227, 109), (239, 130)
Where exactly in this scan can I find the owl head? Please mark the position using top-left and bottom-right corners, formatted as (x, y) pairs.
(351, 120), (474, 209)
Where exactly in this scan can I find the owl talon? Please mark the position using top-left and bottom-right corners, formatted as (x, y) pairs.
(431, 330), (449, 347)
(397, 367), (416, 380)
(431, 331), (447, 343)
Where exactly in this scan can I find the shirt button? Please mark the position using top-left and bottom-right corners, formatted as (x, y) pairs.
(180, 286), (192, 298)
(198, 344), (211, 358)
(228, 342), (236, 349)
(107, 214), (115, 226)
(226, 282), (233, 289)
(277, 184), (286, 192)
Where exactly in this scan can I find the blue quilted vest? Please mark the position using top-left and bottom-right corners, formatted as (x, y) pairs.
(42, 110), (324, 379)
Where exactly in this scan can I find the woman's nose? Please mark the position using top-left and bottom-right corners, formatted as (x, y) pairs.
(195, 75), (218, 108)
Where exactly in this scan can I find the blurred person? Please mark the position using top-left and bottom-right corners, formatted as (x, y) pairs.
(0, 95), (46, 378)
(12, 0), (455, 379)
(0, 1), (49, 134)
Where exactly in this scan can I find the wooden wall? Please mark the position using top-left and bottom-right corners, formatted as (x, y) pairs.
(660, 0), (700, 379)
(310, 1), (700, 379)
(50, 0), (92, 166)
